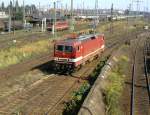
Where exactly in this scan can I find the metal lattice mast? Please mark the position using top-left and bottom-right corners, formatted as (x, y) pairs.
(133, 0), (143, 17)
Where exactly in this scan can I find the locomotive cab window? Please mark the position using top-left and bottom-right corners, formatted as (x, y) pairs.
(91, 36), (96, 40)
(65, 46), (73, 53)
(56, 45), (64, 51)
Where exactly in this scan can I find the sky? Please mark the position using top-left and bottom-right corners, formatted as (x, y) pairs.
(3, 0), (150, 11)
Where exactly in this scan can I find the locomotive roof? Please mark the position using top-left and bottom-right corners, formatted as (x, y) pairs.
(56, 33), (104, 46)
(67, 34), (102, 42)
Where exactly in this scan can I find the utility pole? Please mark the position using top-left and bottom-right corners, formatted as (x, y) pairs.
(129, 0), (134, 25)
(23, 0), (26, 29)
(70, 0), (74, 31)
(83, 1), (84, 16)
(52, 2), (56, 38)
(13, 0), (15, 35)
(39, 2), (40, 18)
(110, 3), (113, 34)
(65, 3), (68, 15)
(39, 2), (41, 11)
(126, 4), (131, 44)
(95, 0), (98, 25)
(146, 0), (149, 23)
(61, 3), (64, 17)
(8, 0), (12, 33)
(80, 1), (82, 16)
(127, 4), (132, 25)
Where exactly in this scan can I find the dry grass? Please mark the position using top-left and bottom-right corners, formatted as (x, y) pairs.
(0, 40), (50, 69)
(105, 53), (129, 115)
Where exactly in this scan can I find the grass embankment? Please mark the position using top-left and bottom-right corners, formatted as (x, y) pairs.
(105, 47), (129, 115)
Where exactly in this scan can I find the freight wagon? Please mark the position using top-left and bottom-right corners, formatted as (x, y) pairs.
(53, 33), (105, 71)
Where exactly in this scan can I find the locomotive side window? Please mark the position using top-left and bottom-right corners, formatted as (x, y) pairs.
(77, 46), (80, 51)
(65, 46), (73, 53)
(75, 46), (80, 52)
(57, 45), (64, 51)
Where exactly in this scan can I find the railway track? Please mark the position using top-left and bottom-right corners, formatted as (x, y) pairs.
(130, 37), (150, 115)
(0, 52), (100, 114)
(44, 31), (150, 115)
(0, 29), (122, 114)
(144, 38), (150, 103)
(0, 29), (148, 114)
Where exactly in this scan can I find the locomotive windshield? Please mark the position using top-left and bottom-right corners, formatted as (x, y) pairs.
(56, 45), (73, 53)
(65, 46), (73, 53)
(57, 45), (64, 52)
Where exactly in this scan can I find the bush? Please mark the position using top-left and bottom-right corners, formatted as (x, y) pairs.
(89, 57), (109, 85)
(63, 83), (90, 115)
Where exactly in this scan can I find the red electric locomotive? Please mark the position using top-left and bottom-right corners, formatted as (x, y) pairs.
(47, 21), (69, 31)
(53, 33), (105, 71)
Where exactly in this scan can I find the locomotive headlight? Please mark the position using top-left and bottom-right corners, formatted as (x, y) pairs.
(54, 57), (58, 61)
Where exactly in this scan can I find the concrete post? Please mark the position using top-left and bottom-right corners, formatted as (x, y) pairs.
(41, 19), (44, 32)
(44, 18), (46, 32)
